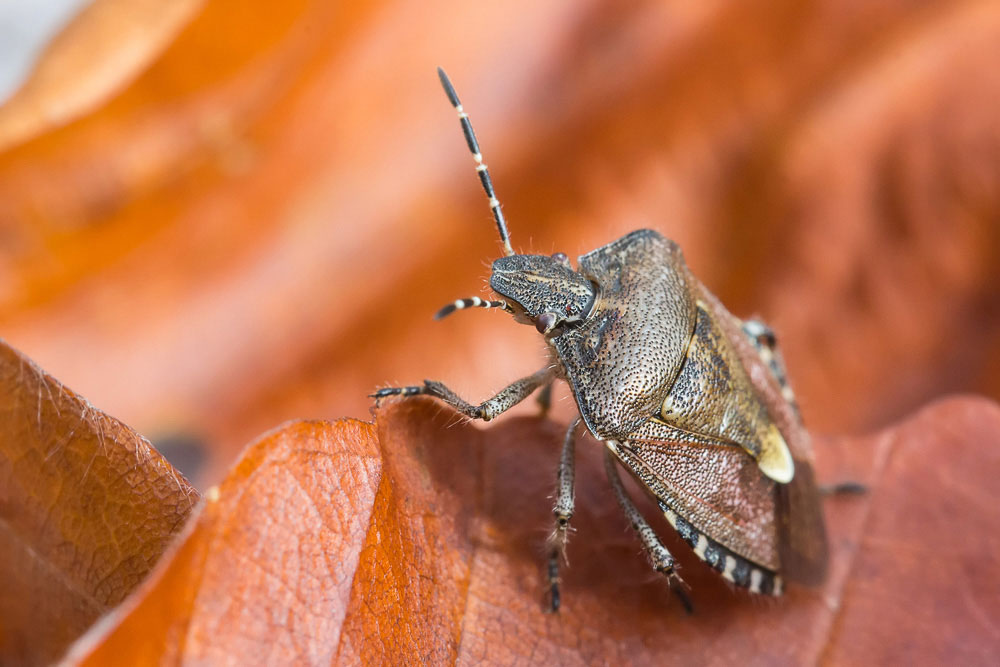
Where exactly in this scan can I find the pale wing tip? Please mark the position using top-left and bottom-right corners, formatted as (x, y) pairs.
(758, 427), (795, 484)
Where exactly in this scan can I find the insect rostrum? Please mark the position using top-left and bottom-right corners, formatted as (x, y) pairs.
(373, 68), (829, 612)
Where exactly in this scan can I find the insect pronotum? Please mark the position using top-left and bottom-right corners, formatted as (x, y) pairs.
(373, 68), (832, 613)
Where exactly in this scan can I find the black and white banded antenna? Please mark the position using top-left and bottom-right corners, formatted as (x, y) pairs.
(437, 67), (515, 257)
(434, 296), (514, 320)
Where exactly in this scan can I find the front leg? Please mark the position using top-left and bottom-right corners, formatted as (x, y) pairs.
(372, 367), (555, 421)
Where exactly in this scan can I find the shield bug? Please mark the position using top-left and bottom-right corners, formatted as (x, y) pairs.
(373, 68), (832, 612)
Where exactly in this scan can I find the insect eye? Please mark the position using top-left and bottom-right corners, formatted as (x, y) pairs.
(535, 312), (558, 334)
(552, 252), (569, 266)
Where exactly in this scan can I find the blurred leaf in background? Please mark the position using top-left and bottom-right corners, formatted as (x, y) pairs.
(1, 0), (999, 483)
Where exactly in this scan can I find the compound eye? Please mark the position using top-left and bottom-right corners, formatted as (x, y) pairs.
(551, 252), (570, 266)
(535, 312), (558, 334)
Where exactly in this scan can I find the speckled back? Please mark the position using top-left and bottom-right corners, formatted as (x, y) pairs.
(554, 230), (696, 438)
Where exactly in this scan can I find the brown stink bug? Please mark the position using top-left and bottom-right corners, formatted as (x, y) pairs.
(373, 68), (834, 613)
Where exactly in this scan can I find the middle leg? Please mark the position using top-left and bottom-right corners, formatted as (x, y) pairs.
(546, 417), (580, 612)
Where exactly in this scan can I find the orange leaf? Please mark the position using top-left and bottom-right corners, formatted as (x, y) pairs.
(68, 419), (382, 664)
(823, 397), (1000, 665)
(0, 340), (198, 665)
(65, 396), (1000, 663)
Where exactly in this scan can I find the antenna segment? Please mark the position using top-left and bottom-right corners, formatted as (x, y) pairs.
(434, 297), (514, 320)
(437, 67), (515, 257)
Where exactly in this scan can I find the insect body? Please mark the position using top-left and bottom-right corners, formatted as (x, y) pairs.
(374, 69), (829, 611)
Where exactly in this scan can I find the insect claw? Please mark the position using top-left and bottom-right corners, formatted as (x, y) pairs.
(548, 583), (561, 613)
(546, 547), (564, 613)
(370, 386), (427, 408)
(820, 481), (867, 496)
(369, 388), (392, 405)
(670, 581), (694, 615)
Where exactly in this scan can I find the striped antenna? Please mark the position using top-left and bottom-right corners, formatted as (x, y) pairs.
(435, 297), (513, 320)
(437, 67), (515, 257)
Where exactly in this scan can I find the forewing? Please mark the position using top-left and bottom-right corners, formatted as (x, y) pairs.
(697, 284), (830, 583)
(777, 459), (829, 584)
(658, 301), (795, 483)
(607, 434), (780, 572)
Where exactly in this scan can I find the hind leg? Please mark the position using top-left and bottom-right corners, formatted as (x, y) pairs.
(604, 448), (692, 613)
(742, 318), (801, 419)
(744, 319), (867, 496)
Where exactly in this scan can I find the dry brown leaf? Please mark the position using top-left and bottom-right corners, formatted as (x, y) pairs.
(66, 419), (382, 664)
(823, 397), (1000, 665)
(64, 396), (1000, 664)
(0, 340), (199, 665)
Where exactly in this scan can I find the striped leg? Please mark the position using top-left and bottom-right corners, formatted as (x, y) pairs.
(546, 418), (580, 612)
(744, 320), (868, 497)
(604, 448), (693, 613)
(372, 367), (555, 421)
(742, 318), (800, 418)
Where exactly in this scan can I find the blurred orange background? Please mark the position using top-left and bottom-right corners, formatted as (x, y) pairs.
(1, 0), (998, 486)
